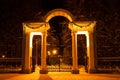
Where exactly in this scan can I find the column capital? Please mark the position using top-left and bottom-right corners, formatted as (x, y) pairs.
(42, 31), (47, 36)
(71, 31), (77, 36)
(88, 31), (94, 34)
(25, 32), (31, 35)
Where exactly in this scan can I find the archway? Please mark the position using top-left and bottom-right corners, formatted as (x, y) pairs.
(47, 16), (72, 72)
(43, 9), (74, 22)
(22, 9), (96, 74)
(41, 9), (76, 73)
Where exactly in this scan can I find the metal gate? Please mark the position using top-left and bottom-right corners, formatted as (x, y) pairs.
(47, 56), (72, 72)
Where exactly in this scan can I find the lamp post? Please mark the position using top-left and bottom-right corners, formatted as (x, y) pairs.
(58, 55), (60, 72)
(47, 51), (51, 65)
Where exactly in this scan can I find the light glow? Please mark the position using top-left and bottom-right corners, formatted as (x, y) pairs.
(77, 31), (89, 47)
(52, 49), (57, 55)
(2, 55), (5, 58)
(30, 32), (42, 47)
(48, 51), (51, 56)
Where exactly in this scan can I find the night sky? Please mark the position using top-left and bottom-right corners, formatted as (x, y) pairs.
(0, 0), (65, 38)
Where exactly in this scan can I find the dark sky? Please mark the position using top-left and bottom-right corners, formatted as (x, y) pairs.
(0, 0), (45, 38)
(0, 0), (67, 42)
(0, 0), (64, 26)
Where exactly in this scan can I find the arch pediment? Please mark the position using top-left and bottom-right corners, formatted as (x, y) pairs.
(23, 22), (50, 33)
(69, 21), (96, 32)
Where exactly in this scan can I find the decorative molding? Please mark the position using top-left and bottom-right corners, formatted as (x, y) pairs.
(72, 21), (94, 28)
(25, 23), (45, 29)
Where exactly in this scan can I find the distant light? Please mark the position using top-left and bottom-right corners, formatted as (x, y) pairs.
(53, 49), (57, 55)
(48, 51), (51, 56)
(2, 55), (5, 58)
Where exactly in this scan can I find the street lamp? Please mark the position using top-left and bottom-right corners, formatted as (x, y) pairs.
(2, 54), (5, 58)
(52, 49), (57, 55)
(58, 55), (61, 72)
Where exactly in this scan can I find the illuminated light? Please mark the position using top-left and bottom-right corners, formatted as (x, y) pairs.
(77, 31), (89, 47)
(30, 32), (42, 47)
(48, 51), (51, 56)
(52, 49), (57, 55)
(77, 31), (90, 57)
(2, 55), (5, 58)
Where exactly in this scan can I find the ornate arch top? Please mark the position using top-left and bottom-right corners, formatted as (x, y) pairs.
(43, 9), (74, 22)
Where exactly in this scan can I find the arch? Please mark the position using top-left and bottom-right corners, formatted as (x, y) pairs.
(43, 9), (74, 22)
(22, 8), (96, 74)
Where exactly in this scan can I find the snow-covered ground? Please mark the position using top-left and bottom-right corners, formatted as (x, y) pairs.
(0, 68), (120, 80)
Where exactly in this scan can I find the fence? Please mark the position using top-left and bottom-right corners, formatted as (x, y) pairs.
(0, 58), (22, 72)
(47, 56), (72, 72)
(97, 57), (120, 73)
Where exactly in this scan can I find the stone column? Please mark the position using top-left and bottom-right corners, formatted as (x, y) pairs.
(88, 32), (96, 73)
(23, 33), (32, 73)
(40, 32), (48, 74)
(71, 31), (79, 74)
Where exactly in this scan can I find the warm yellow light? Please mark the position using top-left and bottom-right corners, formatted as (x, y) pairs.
(77, 31), (89, 47)
(48, 51), (51, 56)
(52, 49), (57, 55)
(2, 55), (5, 58)
(30, 32), (42, 47)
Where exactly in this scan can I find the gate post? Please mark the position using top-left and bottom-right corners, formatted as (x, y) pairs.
(40, 31), (48, 74)
(87, 32), (96, 73)
(22, 32), (32, 73)
(71, 31), (79, 74)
